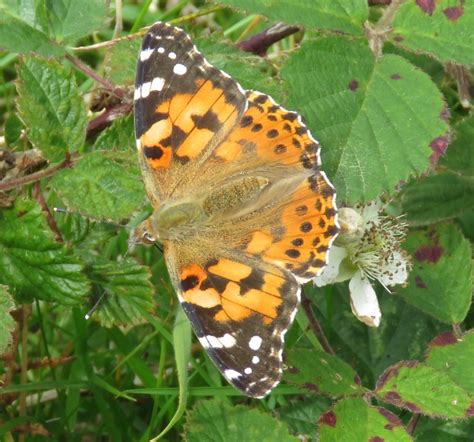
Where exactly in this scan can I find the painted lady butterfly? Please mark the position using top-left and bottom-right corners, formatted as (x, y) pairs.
(132, 22), (339, 398)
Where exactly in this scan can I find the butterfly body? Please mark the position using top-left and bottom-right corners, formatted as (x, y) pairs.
(133, 22), (339, 398)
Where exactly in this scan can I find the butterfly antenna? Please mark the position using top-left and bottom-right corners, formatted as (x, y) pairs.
(53, 207), (125, 228)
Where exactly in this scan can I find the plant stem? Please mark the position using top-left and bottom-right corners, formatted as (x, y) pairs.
(0, 155), (75, 192)
(407, 413), (421, 435)
(65, 54), (126, 99)
(33, 182), (64, 242)
(301, 288), (335, 355)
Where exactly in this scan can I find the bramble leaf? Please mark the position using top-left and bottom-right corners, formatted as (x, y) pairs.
(50, 151), (145, 221)
(392, 0), (474, 65)
(0, 200), (90, 305)
(184, 399), (298, 441)
(282, 36), (447, 203)
(398, 224), (472, 324)
(217, 0), (368, 35)
(0, 286), (16, 355)
(284, 348), (365, 397)
(376, 362), (473, 419)
(318, 398), (412, 441)
(426, 331), (474, 396)
(16, 57), (87, 162)
(0, 10), (63, 56)
(88, 260), (154, 328)
(45, 0), (107, 43)
(400, 173), (474, 226)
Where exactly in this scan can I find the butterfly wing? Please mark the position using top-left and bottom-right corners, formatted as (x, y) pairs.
(134, 21), (247, 203)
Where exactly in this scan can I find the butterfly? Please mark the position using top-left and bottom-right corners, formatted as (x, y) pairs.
(132, 22), (339, 398)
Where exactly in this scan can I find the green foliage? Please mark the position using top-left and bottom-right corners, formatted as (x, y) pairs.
(392, 0), (474, 65)
(16, 56), (87, 161)
(0, 286), (15, 354)
(0, 200), (90, 305)
(398, 224), (472, 324)
(217, 0), (368, 35)
(0, 0), (473, 440)
(284, 348), (365, 396)
(318, 398), (412, 442)
(50, 151), (145, 220)
(282, 37), (447, 203)
(184, 399), (299, 441)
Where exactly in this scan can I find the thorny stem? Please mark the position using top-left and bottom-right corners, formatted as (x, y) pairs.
(406, 413), (421, 435)
(301, 288), (335, 355)
(65, 54), (126, 99)
(33, 182), (63, 243)
(365, 0), (406, 57)
(0, 155), (75, 192)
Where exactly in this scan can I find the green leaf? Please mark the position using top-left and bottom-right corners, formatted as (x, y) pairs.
(93, 116), (135, 152)
(426, 331), (474, 396)
(4, 112), (23, 146)
(0, 10), (63, 56)
(217, 0), (368, 36)
(0, 200), (90, 305)
(440, 116), (474, 176)
(0, 285), (16, 354)
(391, 0), (474, 65)
(45, 0), (107, 43)
(88, 260), (154, 328)
(16, 56), (87, 162)
(400, 173), (474, 226)
(106, 39), (141, 87)
(151, 305), (191, 441)
(397, 224), (472, 324)
(376, 362), (473, 419)
(282, 37), (447, 203)
(279, 397), (331, 440)
(318, 397), (412, 442)
(49, 151), (145, 221)
(184, 399), (298, 442)
(284, 348), (365, 397)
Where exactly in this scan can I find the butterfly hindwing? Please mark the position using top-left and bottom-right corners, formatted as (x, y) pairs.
(165, 245), (300, 398)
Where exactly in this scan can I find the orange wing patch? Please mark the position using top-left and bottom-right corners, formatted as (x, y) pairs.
(214, 91), (320, 171)
(245, 173), (338, 281)
(179, 259), (287, 325)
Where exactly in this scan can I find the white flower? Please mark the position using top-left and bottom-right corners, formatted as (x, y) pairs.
(314, 201), (410, 327)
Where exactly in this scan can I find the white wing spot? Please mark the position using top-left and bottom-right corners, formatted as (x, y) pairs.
(150, 77), (165, 92)
(135, 139), (141, 150)
(133, 88), (141, 100)
(168, 51), (177, 59)
(244, 367), (252, 375)
(198, 334), (236, 349)
(140, 82), (152, 98)
(158, 47), (165, 54)
(252, 356), (260, 364)
(173, 64), (187, 75)
(249, 336), (262, 351)
(140, 48), (154, 61)
(224, 369), (241, 380)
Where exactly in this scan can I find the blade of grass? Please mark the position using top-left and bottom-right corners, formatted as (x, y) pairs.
(150, 305), (191, 441)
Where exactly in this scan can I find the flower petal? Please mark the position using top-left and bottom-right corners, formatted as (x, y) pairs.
(379, 250), (410, 287)
(349, 271), (381, 327)
(313, 246), (348, 286)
